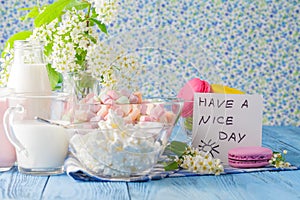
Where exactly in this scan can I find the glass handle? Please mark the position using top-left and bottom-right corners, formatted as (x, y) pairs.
(3, 104), (27, 155)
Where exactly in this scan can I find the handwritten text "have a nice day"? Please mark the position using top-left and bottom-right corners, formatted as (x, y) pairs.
(196, 97), (249, 143)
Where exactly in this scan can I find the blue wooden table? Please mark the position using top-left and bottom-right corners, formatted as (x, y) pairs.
(1, 126), (299, 200)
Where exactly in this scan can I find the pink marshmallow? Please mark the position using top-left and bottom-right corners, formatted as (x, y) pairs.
(75, 110), (96, 122)
(85, 93), (95, 100)
(124, 116), (133, 124)
(90, 115), (104, 122)
(165, 112), (176, 123)
(119, 89), (131, 97)
(89, 104), (101, 113)
(115, 107), (125, 117)
(158, 114), (168, 123)
(150, 105), (165, 121)
(129, 94), (139, 103)
(116, 104), (132, 116)
(100, 94), (111, 104)
(107, 90), (119, 100)
(79, 98), (87, 104)
(103, 98), (113, 105)
(97, 105), (109, 118)
(87, 111), (97, 121)
(86, 96), (98, 104)
(75, 110), (88, 121)
(140, 104), (147, 115)
(140, 115), (152, 122)
(127, 106), (140, 122)
(133, 92), (142, 103)
(141, 103), (155, 115)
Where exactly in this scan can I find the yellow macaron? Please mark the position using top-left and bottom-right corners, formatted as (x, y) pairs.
(211, 84), (245, 94)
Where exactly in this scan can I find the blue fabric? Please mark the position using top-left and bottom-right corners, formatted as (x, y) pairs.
(65, 153), (299, 182)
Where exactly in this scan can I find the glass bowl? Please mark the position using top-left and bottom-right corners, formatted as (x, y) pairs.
(68, 97), (183, 178)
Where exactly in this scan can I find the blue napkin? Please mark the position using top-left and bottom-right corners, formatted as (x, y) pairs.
(65, 153), (299, 182)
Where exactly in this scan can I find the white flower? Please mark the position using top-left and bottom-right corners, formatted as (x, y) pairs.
(269, 150), (292, 169)
(284, 162), (291, 167)
(176, 147), (224, 175)
(87, 0), (118, 25)
(283, 150), (287, 155)
(0, 47), (14, 86)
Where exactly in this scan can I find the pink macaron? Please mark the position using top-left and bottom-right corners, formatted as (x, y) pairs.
(228, 146), (273, 168)
(177, 78), (211, 117)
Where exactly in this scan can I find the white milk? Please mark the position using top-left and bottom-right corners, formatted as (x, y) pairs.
(12, 120), (68, 169)
(7, 63), (51, 94)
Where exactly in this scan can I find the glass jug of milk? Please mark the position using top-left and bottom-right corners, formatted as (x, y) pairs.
(3, 93), (70, 175)
(7, 40), (51, 94)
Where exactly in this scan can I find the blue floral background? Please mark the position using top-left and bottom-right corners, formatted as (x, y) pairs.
(0, 0), (299, 126)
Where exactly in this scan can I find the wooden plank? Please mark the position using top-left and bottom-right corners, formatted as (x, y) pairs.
(128, 170), (300, 200)
(42, 174), (130, 200)
(0, 167), (48, 199)
(262, 126), (300, 166)
(263, 126), (300, 150)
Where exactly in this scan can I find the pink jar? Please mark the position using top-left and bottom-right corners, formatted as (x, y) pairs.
(0, 87), (16, 171)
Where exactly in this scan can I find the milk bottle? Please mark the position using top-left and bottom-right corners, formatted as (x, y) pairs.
(7, 40), (51, 94)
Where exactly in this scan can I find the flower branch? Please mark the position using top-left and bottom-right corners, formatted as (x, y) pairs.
(164, 141), (224, 175)
(0, 0), (126, 90)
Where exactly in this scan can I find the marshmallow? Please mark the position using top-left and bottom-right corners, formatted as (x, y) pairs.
(90, 115), (104, 122)
(75, 110), (96, 122)
(129, 94), (139, 103)
(119, 89), (131, 97)
(140, 103), (155, 115)
(165, 111), (176, 123)
(116, 96), (130, 104)
(99, 94), (111, 104)
(86, 92), (95, 100)
(107, 90), (119, 100)
(112, 104), (132, 116)
(128, 106), (141, 121)
(97, 105), (109, 118)
(114, 107), (125, 117)
(139, 115), (152, 122)
(133, 92), (142, 103)
(103, 98), (113, 105)
(150, 105), (165, 121)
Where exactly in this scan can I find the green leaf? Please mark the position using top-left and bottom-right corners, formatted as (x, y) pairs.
(58, 73), (64, 84)
(2, 31), (32, 57)
(46, 64), (61, 90)
(44, 42), (53, 57)
(91, 7), (98, 18)
(89, 18), (107, 34)
(65, 0), (90, 10)
(34, 0), (72, 27)
(165, 141), (188, 157)
(82, 32), (97, 44)
(19, 7), (35, 11)
(20, 6), (39, 21)
(164, 161), (179, 171)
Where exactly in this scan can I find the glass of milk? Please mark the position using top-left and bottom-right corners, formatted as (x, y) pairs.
(3, 93), (70, 175)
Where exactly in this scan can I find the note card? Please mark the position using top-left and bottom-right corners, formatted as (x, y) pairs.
(192, 93), (263, 164)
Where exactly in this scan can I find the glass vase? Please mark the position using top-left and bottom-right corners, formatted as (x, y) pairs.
(62, 72), (101, 101)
